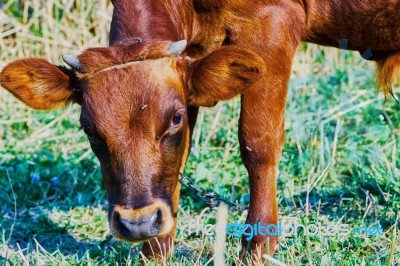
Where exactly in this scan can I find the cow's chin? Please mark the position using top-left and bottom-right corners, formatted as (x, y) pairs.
(108, 199), (175, 242)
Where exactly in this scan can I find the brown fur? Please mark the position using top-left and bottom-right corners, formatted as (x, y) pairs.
(0, 0), (399, 262)
(0, 58), (78, 110)
(377, 53), (400, 96)
(185, 46), (266, 106)
(77, 39), (174, 73)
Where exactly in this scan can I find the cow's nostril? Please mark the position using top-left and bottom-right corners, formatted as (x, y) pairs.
(149, 209), (163, 235)
(116, 209), (162, 240)
(155, 208), (162, 224)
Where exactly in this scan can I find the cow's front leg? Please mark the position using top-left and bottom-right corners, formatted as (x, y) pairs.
(142, 106), (199, 260)
(238, 72), (289, 260)
(234, 9), (302, 259)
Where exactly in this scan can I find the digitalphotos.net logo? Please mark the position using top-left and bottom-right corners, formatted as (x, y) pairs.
(224, 222), (384, 241)
(185, 209), (384, 241)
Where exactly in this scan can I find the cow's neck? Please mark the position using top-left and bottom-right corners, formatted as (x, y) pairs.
(110, 0), (196, 44)
(110, 0), (232, 59)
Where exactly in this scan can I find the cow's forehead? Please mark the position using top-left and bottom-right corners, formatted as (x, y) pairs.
(79, 58), (185, 130)
(83, 58), (182, 99)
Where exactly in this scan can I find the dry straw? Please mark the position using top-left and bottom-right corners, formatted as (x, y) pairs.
(0, 0), (113, 67)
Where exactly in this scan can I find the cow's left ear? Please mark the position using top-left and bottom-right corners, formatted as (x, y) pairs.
(0, 58), (80, 110)
(182, 46), (265, 107)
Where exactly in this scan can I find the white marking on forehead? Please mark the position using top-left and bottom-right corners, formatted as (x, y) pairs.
(93, 58), (175, 75)
(96, 60), (142, 74)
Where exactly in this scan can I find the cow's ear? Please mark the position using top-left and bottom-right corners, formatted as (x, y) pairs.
(184, 46), (265, 107)
(0, 58), (80, 110)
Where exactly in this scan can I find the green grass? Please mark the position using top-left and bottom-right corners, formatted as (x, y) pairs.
(0, 1), (399, 265)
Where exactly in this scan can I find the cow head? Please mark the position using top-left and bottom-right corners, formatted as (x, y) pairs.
(0, 39), (265, 242)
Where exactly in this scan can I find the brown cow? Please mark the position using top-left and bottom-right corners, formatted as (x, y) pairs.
(1, 0), (399, 262)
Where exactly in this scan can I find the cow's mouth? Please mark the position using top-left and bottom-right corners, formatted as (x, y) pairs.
(109, 200), (175, 242)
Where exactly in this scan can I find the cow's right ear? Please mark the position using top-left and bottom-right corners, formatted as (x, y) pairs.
(181, 46), (265, 107)
(0, 58), (80, 110)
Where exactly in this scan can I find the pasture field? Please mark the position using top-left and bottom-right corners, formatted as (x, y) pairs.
(0, 1), (399, 265)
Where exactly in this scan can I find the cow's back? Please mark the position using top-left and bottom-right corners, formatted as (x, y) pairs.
(303, 0), (400, 52)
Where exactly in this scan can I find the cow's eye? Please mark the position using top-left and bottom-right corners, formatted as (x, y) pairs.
(172, 114), (182, 125)
(171, 109), (185, 127)
(170, 108), (185, 134)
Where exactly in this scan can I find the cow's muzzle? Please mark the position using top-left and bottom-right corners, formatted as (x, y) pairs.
(110, 200), (174, 241)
